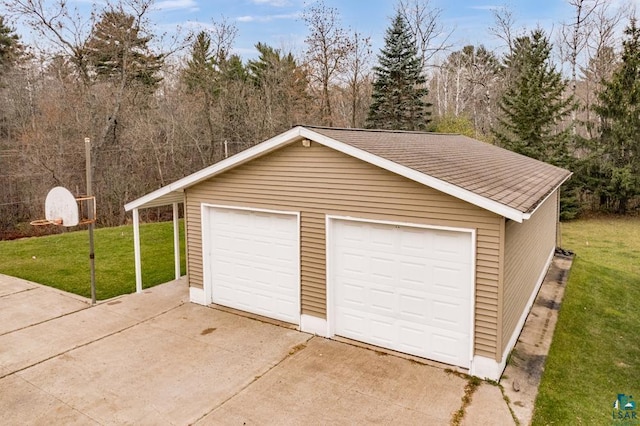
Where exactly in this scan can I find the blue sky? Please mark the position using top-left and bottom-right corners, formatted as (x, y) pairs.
(7, 0), (632, 59)
(144, 0), (578, 58)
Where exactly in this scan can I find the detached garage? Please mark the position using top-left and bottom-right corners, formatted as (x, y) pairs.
(125, 126), (571, 380)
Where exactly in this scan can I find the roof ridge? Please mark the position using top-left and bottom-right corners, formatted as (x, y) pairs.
(297, 124), (460, 137)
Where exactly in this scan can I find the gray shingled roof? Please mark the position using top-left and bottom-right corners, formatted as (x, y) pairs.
(308, 126), (572, 214)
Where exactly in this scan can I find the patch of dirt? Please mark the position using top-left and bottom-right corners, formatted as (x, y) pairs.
(0, 226), (63, 241)
(200, 328), (217, 335)
(288, 343), (307, 355)
(523, 354), (547, 381)
(535, 297), (560, 311)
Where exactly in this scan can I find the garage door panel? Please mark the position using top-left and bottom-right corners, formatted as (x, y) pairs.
(431, 299), (468, 332)
(433, 231), (472, 261)
(337, 281), (366, 307)
(370, 239), (395, 251)
(369, 287), (395, 314)
(370, 318), (395, 345)
(338, 221), (365, 242)
(332, 219), (472, 368)
(208, 207), (299, 325)
(399, 228), (429, 249)
(432, 264), (471, 296)
(431, 332), (468, 365)
(398, 260), (430, 287)
(398, 293), (429, 322)
(337, 252), (367, 275)
(272, 244), (295, 261)
(371, 256), (395, 280)
(275, 272), (296, 290)
(398, 324), (426, 351)
(337, 309), (369, 337)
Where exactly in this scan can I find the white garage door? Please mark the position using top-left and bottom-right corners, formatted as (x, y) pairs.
(331, 219), (473, 368)
(206, 207), (299, 324)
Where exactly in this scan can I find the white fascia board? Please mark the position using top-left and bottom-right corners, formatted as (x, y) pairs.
(124, 127), (305, 211)
(124, 186), (182, 211)
(523, 172), (573, 220)
(300, 128), (527, 222)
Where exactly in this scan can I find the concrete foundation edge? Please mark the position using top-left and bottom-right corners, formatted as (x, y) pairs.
(190, 287), (206, 305)
(300, 314), (329, 337)
(471, 247), (556, 381)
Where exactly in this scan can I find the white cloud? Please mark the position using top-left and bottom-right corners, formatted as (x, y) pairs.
(237, 13), (299, 23)
(155, 0), (199, 12)
(468, 5), (500, 11)
(250, 0), (290, 7)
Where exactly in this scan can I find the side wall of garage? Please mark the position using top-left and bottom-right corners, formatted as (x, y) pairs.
(502, 190), (558, 354)
(185, 140), (504, 360)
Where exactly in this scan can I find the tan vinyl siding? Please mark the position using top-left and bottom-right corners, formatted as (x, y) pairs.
(185, 141), (503, 358)
(502, 190), (558, 354)
(300, 211), (326, 318)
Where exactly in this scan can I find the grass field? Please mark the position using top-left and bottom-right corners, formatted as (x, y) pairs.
(532, 217), (640, 424)
(0, 221), (186, 300)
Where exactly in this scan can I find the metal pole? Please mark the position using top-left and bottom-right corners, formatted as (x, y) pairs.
(85, 137), (96, 305)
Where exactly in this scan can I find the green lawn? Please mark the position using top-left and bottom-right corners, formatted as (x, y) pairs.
(532, 217), (640, 424)
(0, 221), (186, 300)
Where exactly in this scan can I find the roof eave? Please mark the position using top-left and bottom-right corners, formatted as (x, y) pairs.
(298, 128), (529, 223)
(125, 126), (564, 223)
(522, 171), (574, 220)
(124, 126), (306, 211)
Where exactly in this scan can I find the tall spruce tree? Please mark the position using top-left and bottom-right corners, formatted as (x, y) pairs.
(0, 15), (22, 75)
(84, 10), (163, 88)
(366, 13), (430, 130)
(493, 29), (574, 165)
(594, 19), (640, 213)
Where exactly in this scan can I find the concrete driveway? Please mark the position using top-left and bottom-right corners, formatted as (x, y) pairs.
(0, 275), (514, 425)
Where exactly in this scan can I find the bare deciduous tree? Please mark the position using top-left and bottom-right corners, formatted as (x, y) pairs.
(302, 0), (352, 126)
(396, 0), (454, 70)
(559, 0), (603, 135)
(488, 5), (521, 55)
(431, 45), (499, 137)
(344, 31), (372, 128)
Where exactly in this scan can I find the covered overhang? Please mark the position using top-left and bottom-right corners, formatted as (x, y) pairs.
(124, 187), (186, 292)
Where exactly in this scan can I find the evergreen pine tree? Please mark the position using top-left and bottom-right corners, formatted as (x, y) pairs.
(183, 31), (217, 95)
(84, 10), (163, 88)
(493, 29), (574, 166)
(594, 19), (640, 213)
(366, 13), (430, 130)
(0, 15), (23, 75)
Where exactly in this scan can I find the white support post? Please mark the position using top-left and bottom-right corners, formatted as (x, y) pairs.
(133, 208), (142, 293)
(173, 202), (181, 280)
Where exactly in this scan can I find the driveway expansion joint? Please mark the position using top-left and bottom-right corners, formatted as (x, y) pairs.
(193, 333), (314, 424)
(0, 304), (91, 338)
(0, 286), (38, 299)
(0, 301), (187, 380)
(14, 374), (103, 425)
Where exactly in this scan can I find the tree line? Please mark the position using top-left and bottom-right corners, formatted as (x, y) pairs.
(0, 0), (638, 237)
